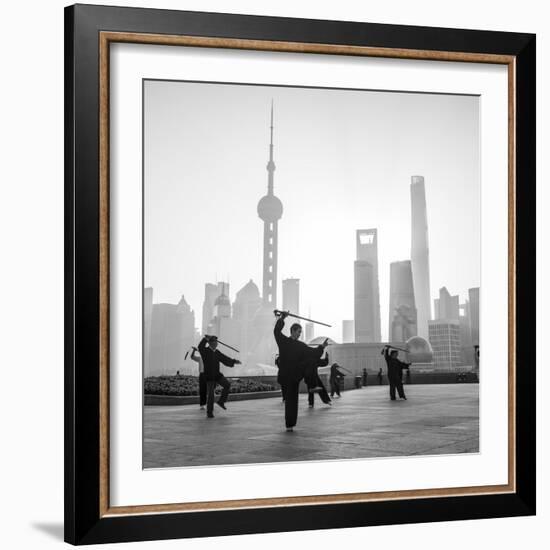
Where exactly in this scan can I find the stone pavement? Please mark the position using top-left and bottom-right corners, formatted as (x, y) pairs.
(143, 383), (479, 469)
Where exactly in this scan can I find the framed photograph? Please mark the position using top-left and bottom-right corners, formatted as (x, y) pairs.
(64, 4), (536, 545)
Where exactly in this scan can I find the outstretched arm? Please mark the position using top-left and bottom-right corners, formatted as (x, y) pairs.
(217, 351), (241, 368)
(318, 353), (330, 367)
(190, 347), (199, 363)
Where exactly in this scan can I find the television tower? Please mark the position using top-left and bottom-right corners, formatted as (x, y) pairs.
(257, 102), (283, 307)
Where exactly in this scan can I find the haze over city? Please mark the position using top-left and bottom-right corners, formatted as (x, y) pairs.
(144, 79), (480, 343)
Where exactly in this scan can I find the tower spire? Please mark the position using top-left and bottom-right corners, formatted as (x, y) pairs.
(267, 100), (276, 195)
(257, 102), (283, 308)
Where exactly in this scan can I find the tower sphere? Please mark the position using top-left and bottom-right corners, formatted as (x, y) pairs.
(257, 194), (283, 222)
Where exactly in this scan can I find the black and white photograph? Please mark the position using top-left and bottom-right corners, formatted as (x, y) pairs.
(142, 80), (481, 469)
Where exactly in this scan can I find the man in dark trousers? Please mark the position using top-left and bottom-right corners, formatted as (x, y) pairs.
(189, 346), (207, 410)
(329, 363), (346, 397)
(198, 335), (241, 418)
(305, 353), (331, 408)
(275, 354), (286, 403)
(382, 345), (411, 401)
(273, 311), (327, 431)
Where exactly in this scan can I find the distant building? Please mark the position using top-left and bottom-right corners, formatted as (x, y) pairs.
(148, 295), (195, 376)
(143, 287), (153, 375)
(327, 341), (406, 389)
(469, 287), (480, 346)
(201, 283), (218, 334)
(388, 260), (417, 342)
(282, 278), (300, 315)
(459, 301), (474, 366)
(428, 319), (461, 369)
(434, 287), (459, 321)
(305, 322), (315, 343)
(410, 176), (432, 338)
(233, 279), (262, 365)
(342, 320), (354, 343)
(354, 228), (381, 343)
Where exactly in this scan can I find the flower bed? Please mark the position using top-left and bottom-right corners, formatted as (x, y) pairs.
(144, 375), (276, 396)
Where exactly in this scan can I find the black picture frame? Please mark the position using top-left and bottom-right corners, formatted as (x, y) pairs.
(65, 3), (536, 545)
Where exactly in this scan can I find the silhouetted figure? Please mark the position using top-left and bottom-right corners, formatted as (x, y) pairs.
(275, 354), (286, 403)
(362, 368), (368, 386)
(377, 368), (383, 385)
(382, 345), (411, 400)
(329, 363), (346, 397)
(190, 347), (206, 410)
(306, 353), (331, 408)
(198, 335), (241, 418)
(273, 311), (327, 431)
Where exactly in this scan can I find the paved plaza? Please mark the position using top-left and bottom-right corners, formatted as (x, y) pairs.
(143, 384), (479, 469)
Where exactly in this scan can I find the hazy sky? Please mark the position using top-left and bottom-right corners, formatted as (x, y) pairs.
(144, 80), (480, 341)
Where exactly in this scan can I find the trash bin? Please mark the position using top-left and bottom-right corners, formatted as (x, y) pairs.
(354, 376), (362, 389)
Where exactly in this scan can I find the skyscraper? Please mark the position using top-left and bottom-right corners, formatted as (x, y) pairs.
(434, 287), (459, 321)
(354, 229), (381, 342)
(149, 295), (195, 376)
(410, 175), (432, 338)
(257, 102), (283, 307)
(428, 319), (461, 370)
(282, 278), (300, 315)
(342, 320), (355, 343)
(388, 260), (417, 342)
(201, 283), (218, 334)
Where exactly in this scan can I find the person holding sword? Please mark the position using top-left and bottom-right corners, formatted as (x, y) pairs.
(198, 335), (241, 418)
(273, 311), (329, 431)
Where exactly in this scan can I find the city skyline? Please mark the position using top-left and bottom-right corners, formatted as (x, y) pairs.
(144, 80), (480, 342)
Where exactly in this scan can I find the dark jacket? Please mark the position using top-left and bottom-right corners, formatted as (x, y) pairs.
(198, 337), (238, 381)
(329, 364), (346, 382)
(384, 348), (410, 379)
(274, 318), (323, 383)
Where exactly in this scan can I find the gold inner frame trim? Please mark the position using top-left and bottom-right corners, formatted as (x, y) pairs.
(98, 31), (517, 518)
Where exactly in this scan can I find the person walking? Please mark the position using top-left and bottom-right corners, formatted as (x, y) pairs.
(198, 335), (241, 418)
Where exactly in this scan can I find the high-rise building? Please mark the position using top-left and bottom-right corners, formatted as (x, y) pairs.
(257, 102), (283, 307)
(282, 278), (300, 315)
(201, 283), (218, 334)
(410, 175), (432, 338)
(434, 287), (459, 321)
(143, 287), (153, 375)
(233, 279), (262, 365)
(354, 229), (381, 343)
(459, 301), (474, 366)
(428, 319), (461, 369)
(148, 295), (195, 376)
(388, 260), (417, 342)
(342, 320), (355, 343)
(305, 322), (315, 343)
(468, 287), (480, 345)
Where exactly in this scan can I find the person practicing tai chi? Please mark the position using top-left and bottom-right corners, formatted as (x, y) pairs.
(189, 347), (206, 410)
(198, 335), (241, 418)
(382, 345), (411, 401)
(273, 311), (328, 432)
(329, 363), (346, 397)
(305, 353), (332, 408)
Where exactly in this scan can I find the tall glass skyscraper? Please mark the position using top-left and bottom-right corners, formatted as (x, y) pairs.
(354, 228), (381, 342)
(410, 176), (432, 338)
